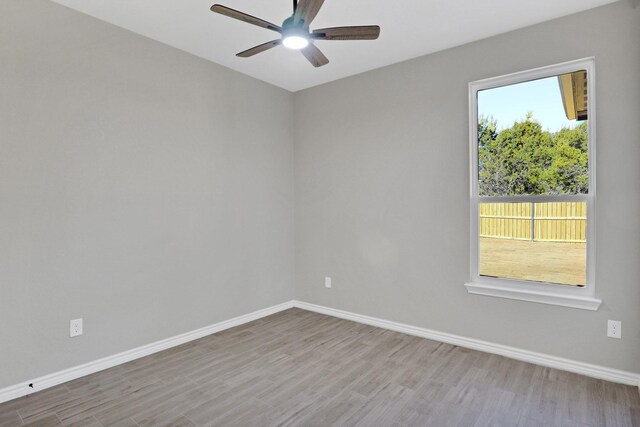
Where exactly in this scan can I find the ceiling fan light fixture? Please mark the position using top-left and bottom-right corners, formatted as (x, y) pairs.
(281, 20), (309, 50)
(282, 35), (309, 50)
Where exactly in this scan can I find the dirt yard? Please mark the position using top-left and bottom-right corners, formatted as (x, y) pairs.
(479, 237), (586, 286)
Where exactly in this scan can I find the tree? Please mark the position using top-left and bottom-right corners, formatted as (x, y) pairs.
(478, 115), (506, 196)
(544, 122), (589, 194)
(478, 114), (588, 196)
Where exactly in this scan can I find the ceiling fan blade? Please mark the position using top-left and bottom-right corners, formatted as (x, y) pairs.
(312, 25), (380, 40)
(293, 0), (325, 26)
(211, 4), (282, 33)
(236, 39), (281, 58)
(301, 43), (329, 67)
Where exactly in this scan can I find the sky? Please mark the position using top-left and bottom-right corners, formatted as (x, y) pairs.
(478, 76), (583, 132)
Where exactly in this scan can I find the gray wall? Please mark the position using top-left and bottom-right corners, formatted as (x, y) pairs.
(294, 2), (640, 373)
(1, 0), (638, 392)
(0, 1), (294, 388)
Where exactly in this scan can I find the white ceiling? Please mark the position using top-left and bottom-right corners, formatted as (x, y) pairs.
(51, 0), (617, 92)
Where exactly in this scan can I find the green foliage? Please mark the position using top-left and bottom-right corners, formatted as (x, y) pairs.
(478, 115), (589, 196)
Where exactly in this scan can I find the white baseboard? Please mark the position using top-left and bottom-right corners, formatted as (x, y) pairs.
(2, 298), (637, 405)
(0, 301), (294, 405)
(292, 300), (640, 388)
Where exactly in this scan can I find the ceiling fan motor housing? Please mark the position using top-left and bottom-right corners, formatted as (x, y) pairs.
(282, 16), (308, 34)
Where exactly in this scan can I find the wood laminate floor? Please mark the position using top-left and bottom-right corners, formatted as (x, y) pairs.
(0, 308), (638, 427)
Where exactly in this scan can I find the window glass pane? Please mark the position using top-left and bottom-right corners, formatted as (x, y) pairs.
(477, 71), (589, 196)
(479, 202), (586, 286)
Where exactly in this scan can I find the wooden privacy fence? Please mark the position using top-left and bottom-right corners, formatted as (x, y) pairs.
(480, 202), (587, 243)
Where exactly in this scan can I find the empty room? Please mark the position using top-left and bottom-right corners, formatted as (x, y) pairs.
(1, 0), (639, 425)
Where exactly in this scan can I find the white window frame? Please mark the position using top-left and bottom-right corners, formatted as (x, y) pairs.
(465, 57), (601, 311)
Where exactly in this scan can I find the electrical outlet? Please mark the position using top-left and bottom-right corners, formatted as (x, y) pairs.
(607, 320), (621, 339)
(325, 277), (332, 288)
(70, 318), (83, 337)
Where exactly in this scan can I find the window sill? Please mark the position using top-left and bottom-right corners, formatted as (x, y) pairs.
(464, 281), (602, 311)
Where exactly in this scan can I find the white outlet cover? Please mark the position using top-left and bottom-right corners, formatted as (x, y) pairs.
(607, 320), (621, 339)
(70, 318), (83, 337)
(325, 277), (332, 288)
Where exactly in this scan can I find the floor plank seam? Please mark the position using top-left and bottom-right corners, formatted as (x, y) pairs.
(2, 308), (639, 426)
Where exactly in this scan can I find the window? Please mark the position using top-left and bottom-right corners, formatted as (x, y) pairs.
(465, 58), (600, 310)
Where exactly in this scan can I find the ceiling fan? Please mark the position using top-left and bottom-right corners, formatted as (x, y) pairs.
(210, 0), (380, 67)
